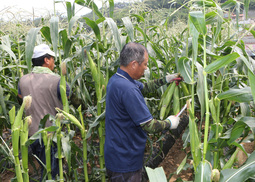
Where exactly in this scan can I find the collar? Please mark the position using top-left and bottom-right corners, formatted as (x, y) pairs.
(116, 68), (136, 85)
(32, 66), (57, 76)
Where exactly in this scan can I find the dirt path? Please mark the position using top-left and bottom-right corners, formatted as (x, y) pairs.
(159, 137), (193, 182)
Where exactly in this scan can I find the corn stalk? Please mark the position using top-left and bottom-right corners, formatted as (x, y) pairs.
(11, 95), (32, 182)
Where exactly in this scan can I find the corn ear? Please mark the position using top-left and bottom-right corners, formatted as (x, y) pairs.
(180, 82), (190, 96)
(9, 106), (16, 126)
(60, 77), (69, 113)
(160, 83), (176, 120)
(56, 108), (83, 130)
(87, 51), (98, 84)
(173, 86), (180, 115)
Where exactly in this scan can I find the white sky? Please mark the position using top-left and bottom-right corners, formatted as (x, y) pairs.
(0, 0), (101, 21)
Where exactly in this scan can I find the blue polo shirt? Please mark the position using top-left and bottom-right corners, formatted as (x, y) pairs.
(104, 68), (153, 173)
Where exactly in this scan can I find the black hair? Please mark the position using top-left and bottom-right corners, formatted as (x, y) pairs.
(32, 54), (52, 66)
(119, 42), (148, 66)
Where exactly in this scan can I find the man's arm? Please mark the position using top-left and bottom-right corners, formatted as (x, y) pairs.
(141, 78), (167, 95)
(141, 115), (180, 133)
(141, 74), (182, 95)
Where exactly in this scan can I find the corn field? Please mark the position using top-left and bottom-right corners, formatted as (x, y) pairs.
(1, 0), (255, 181)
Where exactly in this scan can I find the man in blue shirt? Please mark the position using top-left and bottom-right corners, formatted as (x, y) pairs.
(105, 42), (182, 182)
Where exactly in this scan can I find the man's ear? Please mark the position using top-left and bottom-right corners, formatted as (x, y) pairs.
(131, 60), (137, 69)
(44, 57), (50, 65)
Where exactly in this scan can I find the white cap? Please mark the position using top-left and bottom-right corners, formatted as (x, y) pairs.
(32, 44), (55, 59)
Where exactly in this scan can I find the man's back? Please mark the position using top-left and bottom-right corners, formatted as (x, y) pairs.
(19, 72), (62, 136)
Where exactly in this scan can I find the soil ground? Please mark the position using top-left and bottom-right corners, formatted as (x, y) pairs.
(159, 137), (193, 182)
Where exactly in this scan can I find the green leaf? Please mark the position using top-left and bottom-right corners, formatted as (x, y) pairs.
(244, 0), (250, 19)
(220, 151), (255, 182)
(83, 17), (101, 41)
(189, 11), (207, 36)
(50, 16), (59, 57)
(221, 0), (237, 9)
(196, 62), (205, 120)
(66, 1), (73, 22)
(178, 57), (192, 84)
(194, 160), (212, 182)
(205, 53), (240, 73)
(217, 87), (253, 102)
(130, 14), (145, 22)
(41, 26), (52, 44)
(227, 121), (246, 144)
(122, 17), (134, 42)
(109, 0), (114, 18)
(0, 45), (17, 62)
(145, 167), (167, 182)
(0, 85), (7, 119)
(248, 70), (255, 103)
(25, 28), (41, 71)
(236, 116), (255, 136)
(177, 155), (187, 175)
(68, 16), (80, 36)
(75, 0), (102, 18)
(105, 18), (122, 53)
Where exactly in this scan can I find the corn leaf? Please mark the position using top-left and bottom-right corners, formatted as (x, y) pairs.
(194, 160), (212, 182)
(109, 0), (114, 18)
(178, 57), (192, 84)
(217, 87), (253, 102)
(83, 17), (101, 41)
(105, 18), (122, 53)
(68, 16), (80, 36)
(50, 16), (59, 57)
(220, 150), (255, 182)
(66, 1), (73, 22)
(0, 45), (17, 62)
(189, 114), (202, 171)
(122, 17), (134, 42)
(145, 167), (167, 182)
(196, 62), (205, 121)
(189, 11), (207, 36)
(177, 155), (187, 175)
(235, 116), (255, 136)
(227, 121), (247, 144)
(248, 70), (255, 103)
(221, 0), (237, 9)
(75, 0), (103, 18)
(0, 85), (7, 119)
(244, 0), (250, 19)
(25, 28), (41, 71)
(205, 53), (240, 73)
(41, 26), (52, 44)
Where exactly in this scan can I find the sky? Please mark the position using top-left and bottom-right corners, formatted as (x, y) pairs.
(0, 0), (101, 21)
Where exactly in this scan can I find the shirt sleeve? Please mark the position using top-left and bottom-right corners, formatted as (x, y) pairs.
(141, 77), (167, 95)
(122, 87), (153, 126)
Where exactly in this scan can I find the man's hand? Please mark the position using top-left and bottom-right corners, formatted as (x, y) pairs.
(166, 115), (180, 129)
(166, 73), (183, 85)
